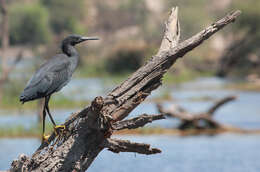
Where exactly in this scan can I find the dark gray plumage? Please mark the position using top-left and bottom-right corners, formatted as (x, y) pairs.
(20, 34), (98, 142)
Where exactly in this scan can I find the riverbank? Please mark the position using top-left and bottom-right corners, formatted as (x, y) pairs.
(1, 125), (260, 138)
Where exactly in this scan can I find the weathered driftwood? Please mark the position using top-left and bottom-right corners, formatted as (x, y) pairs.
(157, 96), (237, 130)
(10, 7), (241, 172)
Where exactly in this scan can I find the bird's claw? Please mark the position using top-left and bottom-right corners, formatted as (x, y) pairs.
(42, 134), (50, 144)
(54, 125), (66, 136)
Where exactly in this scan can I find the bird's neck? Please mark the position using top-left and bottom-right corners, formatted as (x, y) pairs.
(62, 44), (79, 72)
(62, 44), (78, 57)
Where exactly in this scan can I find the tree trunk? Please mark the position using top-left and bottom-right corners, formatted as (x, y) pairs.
(9, 8), (241, 172)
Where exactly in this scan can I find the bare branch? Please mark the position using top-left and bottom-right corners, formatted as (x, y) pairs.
(112, 114), (165, 130)
(207, 96), (237, 115)
(158, 7), (180, 54)
(108, 10), (241, 122)
(103, 138), (161, 155)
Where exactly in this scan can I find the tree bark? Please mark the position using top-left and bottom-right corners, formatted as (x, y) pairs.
(9, 8), (241, 172)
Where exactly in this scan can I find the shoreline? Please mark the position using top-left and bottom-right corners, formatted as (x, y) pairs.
(1, 127), (260, 139)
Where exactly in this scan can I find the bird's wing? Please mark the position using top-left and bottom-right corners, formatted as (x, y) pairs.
(22, 54), (71, 100)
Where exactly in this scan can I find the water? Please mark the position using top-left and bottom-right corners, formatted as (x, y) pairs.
(0, 77), (259, 170)
(0, 138), (39, 170)
(0, 109), (75, 129)
(0, 77), (260, 129)
(0, 134), (260, 171)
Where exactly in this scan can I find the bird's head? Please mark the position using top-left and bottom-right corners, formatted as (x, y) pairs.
(62, 34), (99, 46)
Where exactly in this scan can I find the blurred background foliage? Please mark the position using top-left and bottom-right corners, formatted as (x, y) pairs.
(40, 0), (85, 34)
(9, 3), (51, 45)
(0, 0), (260, 108)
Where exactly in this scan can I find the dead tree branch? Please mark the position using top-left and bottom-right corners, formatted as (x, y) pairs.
(103, 138), (161, 154)
(10, 7), (241, 172)
(157, 96), (237, 130)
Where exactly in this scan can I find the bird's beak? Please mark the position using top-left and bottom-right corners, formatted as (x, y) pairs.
(80, 37), (99, 42)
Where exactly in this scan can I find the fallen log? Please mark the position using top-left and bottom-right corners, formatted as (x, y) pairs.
(157, 96), (237, 130)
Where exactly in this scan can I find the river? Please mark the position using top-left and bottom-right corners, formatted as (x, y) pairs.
(0, 77), (259, 171)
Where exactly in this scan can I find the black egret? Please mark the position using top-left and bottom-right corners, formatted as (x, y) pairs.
(20, 35), (99, 143)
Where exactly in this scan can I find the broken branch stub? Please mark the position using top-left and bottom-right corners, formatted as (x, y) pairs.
(10, 7), (241, 172)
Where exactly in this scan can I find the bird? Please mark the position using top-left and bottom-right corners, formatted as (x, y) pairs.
(20, 34), (99, 143)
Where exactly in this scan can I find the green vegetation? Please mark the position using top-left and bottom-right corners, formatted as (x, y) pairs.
(163, 70), (214, 85)
(0, 79), (89, 110)
(1, 124), (259, 138)
(104, 42), (145, 74)
(233, 0), (260, 33)
(8, 0), (86, 45)
(118, 0), (147, 26)
(41, 0), (86, 34)
(230, 0), (260, 75)
(2, 0), (260, 111)
(0, 123), (53, 138)
(1, 93), (89, 110)
(226, 82), (260, 91)
(95, 0), (148, 32)
(9, 3), (51, 45)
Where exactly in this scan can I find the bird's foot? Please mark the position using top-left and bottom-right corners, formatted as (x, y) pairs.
(54, 125), (66, 136)
(42, 134), (50, 144)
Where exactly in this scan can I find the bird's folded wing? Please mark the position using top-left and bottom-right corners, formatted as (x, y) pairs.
(23, 56), (70, 97)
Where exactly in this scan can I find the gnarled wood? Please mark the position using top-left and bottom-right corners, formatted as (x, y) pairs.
(10, 8), (241, 172)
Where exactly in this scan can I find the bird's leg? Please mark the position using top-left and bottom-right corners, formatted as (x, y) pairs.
(45, 96), (56, 126)
(45, 96), (66, 136)
(42, 106), (50, 144)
